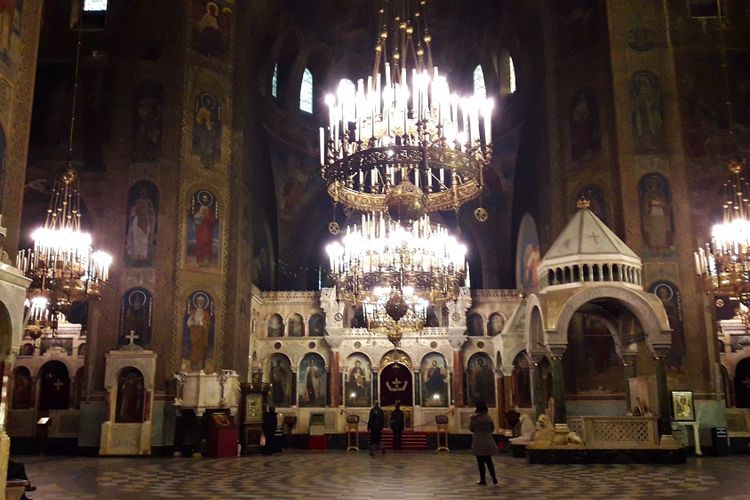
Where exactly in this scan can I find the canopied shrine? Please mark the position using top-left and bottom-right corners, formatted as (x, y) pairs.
(0, 0), (749, 494)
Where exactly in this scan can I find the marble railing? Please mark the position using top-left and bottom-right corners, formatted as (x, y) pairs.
(567, 416), (660, 449)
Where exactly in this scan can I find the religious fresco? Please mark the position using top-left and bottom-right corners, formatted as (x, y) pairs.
(124, 181), (158, 267)
(288, 313), (304, 337)
(467, 313), (484, 336)
(192, 92), (222, 168)
(187, 189), (220, 268)
(421, 353), (448, 407)
(191, 0), (233, 59)
(268, 353), (292, 407)
(0, 0), (21, 67)
(570, 88), (601, 160)
(638, 174), (675, 259)
(628, 27), (653, 52)
(298, 353), (326, 407)
(487, 313), (506, 337)
(649, 281), (685, 371)
(308, 313), (325, 337)
(271, 151), (316, 222)
(0, 122), (5, 210)
(267, 313), (284, 337)
(466, 353), (496, 406)
(558, 0), (598, 55)
(131, 81), (162, 162)
(115, 367), (145, 423)
(182, 290), (215, 371)
(576, 184), (609, 225)
(512, 352), (531, 408)
(345, 353), (372, 408)
(630, 71), (665, 153)
(119, 287), (153, 347)
(251, 214), (273, 290)
(11, 366), (33, 409)
(40, 337), (72, 356)
(515, 213), (541, 292)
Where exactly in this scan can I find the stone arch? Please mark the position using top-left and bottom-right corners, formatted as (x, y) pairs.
(553, 286), (671, 351)
(379, 349), (412, 370)
(115, 366), (145, 423)
(287, 313), (304, 337)
(267, 313), (285, 337)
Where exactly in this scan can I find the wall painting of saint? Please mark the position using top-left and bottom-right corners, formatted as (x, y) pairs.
(576, 184), (609, 225)
(487, 313), (506, 337)
(288, 313), (304, 337)
(125, 181), (158, 267)
(345, 353), (371, 408)
(515, 213), (541, 292)
(638, 174), (675, 259)
(192, 92), (222, 168)
(119, 287), (153, 347)
(131, 81), (163, 162)
(267, 313), (284, 337)
(299, 353), (326, 407)
(192, 0), (232, 59)
(649, 281), (685, 371)
(115, 367), (145, 423)
(467, 353), (496, 406)
(187, 189), (220, 268)
(570, 88), (601, 160)
(467, 313), (484, 337)
(421, 353), (449, 407)
(268, 353), (292, 407)
(630, 71), (665, 153)
(308, 313), (325, 337)
(182, 291), (215, 372)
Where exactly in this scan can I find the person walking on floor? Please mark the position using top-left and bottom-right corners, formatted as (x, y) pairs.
(262, 406), (277, 455)
(367, 403), (385, 455)
(390, 402), (405, 451)
(470, 401), (498, 485)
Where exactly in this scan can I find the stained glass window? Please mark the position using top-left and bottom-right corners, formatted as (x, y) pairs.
(473, 65), (486, 98)
(300, 68), (313, 113)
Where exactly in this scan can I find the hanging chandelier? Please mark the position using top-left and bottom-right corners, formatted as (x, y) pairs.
(326, 212), (466, 301)
(695, 160), (750, 301)
(319, 0), (493, 220)
(694, 8), (749, 324)
(16, 10), (112, 333)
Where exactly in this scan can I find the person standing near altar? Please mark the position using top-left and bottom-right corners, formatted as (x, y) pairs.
(367, 403), (385, 456)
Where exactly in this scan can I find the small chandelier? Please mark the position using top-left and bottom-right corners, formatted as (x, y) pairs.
(16, 11), (112, 332)
(363, 287), (429, 346)
(319, 0), (493, 218)
(326, 212), (466, 303)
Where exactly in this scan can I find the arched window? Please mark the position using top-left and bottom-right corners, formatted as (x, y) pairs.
(473, 65), (486, 98)
(271, 64), (279, 98)
(300, 68), (314, 113)
(508, 56), (517, 93)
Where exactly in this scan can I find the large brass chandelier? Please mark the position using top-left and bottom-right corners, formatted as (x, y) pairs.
(16, 12), (111, 333)
(695, 160), (750, 322)
(694, 5), (749, 328)
(322, 0), (487, 345)
(319, 1), (493, 217)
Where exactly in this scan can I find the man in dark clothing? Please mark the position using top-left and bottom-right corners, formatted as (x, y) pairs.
(390, 403), (405, 451)
(262, 407), (277, 455)
(367, 403), (385, 455)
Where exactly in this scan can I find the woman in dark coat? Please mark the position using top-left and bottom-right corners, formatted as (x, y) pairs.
(469, 401), (497, 485)
(367, 403), (385, 455)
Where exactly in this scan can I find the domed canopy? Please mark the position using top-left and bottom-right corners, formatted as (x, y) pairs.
(539, 204), (642, 288)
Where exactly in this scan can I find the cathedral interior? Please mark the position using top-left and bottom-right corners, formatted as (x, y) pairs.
(0, 0), (749, 498)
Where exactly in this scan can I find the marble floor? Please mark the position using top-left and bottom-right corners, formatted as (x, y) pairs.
(15, 451), (750, 499)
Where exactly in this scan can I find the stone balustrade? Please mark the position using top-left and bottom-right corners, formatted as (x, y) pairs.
(567, 416), (659, 449)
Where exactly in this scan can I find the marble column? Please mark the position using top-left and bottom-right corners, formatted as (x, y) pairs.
(330, 350), (340, 407)
(496, 370), (506, 421)
(452, 350), (464, 407)
(622, 354), (637, 412)
(653, 349), (672, 435)
(532, 360), (545, 418)
(550, 354), (566, 424)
